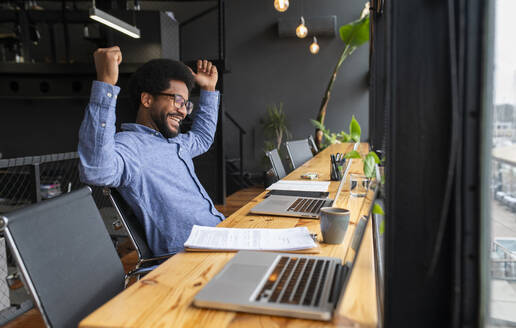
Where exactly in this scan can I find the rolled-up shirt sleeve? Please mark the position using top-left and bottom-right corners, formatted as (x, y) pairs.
(78, 81), (139, 187)
(183, 90), (220, 158)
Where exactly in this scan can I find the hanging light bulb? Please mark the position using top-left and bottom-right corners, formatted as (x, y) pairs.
(296, 16), (308, 38)
(273, 0), (289, 12)
(309, 36), (319, 54)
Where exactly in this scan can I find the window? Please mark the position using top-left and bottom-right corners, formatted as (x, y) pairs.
(486, 0), (516, 325)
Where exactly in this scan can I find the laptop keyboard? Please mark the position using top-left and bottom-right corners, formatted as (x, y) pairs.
(287, 198), (326, 214)
(255, 256), (331, 307)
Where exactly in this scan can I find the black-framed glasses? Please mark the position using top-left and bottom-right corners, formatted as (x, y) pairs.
(154, 92), (194, 115)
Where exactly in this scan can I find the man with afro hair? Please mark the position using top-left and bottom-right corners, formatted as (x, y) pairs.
(78, 46), (225, 255)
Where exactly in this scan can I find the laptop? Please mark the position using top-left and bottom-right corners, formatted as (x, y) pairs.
(249, 143), (359, 219)
(194, 183), (379, 321)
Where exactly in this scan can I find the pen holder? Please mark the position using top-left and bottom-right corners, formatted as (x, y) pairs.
(330, 158), (345, 181)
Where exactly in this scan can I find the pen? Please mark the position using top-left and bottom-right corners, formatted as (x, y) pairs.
(331, 154), (339, 180)
(330, 154), (335, 179)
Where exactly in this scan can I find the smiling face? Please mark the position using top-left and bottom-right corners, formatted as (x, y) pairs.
(145, 80), (189, 138)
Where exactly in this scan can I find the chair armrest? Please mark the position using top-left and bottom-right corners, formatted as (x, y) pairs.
(126, 266), (158, 279)
(140, 252), (176, 265)
(124, 253), (176, 288)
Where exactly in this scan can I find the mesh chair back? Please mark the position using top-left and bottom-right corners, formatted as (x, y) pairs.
(285, 139), (314, 169)
(308, 135), (319, 154)
(0, 187), (124, 328)
(107, 189), (154, 260)
(266, 149), (287, 180)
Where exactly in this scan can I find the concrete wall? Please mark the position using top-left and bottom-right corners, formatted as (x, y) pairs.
(182, 0), (370, 173)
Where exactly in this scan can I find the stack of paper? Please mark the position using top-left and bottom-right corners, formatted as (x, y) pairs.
(266, 180), (330, 192)
(184, 225), (317, 251)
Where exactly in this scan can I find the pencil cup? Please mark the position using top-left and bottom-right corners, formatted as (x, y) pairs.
(330, 158), (345, 181)
(319, 207), (350, 244)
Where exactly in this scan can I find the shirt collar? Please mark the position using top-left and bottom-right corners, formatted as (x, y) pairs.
(121, 123), (181, 143)
(121, 123), (160, 135)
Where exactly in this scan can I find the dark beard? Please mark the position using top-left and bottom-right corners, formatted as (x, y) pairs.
(156, 112), (181, 138)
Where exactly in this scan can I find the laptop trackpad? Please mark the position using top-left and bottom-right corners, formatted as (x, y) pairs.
(219, 263), (269, 283)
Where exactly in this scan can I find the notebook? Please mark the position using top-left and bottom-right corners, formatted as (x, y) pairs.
(249, 143), (359, 219)
(194, 183), (378, 321)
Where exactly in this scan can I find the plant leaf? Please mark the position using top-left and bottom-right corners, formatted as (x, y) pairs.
(310, 119), (326, 131)
(349, 115), (361, 142)
(372, 203), (385, 215)
(344, 150), (362, 159)
(367, 151), (381, 164)
(337, 131), (351, 142)
(339, 16), (370, 47)
(363, 153), (376, 178)
(329, 133), (337, 144)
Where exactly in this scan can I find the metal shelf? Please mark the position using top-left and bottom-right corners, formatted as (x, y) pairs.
(0, 63), (142, 76)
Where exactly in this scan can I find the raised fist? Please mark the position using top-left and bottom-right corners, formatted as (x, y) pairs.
(191, 59), (218, 91)
(93, 46), (122, 86)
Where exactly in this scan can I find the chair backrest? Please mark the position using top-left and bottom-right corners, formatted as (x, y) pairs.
(266, 148), (287, 180)
(0, 187), (124, 328)
(308, 135), (319, 154)
(105, 188), (154, 260)
(285, 138), (314, 169)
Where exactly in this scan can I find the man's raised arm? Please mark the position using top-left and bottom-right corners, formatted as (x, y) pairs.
(185, 60), (220, 158)
(78, 47), (139, 187)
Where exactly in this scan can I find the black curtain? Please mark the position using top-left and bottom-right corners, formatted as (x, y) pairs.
(371, 0), (487, 326)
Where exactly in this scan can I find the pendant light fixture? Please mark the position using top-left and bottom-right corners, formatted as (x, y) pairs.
(274, 0), (289, 12)
(309, 36), (319, 54)
(89, 0), (140, 38)
(296, 16), (308, 38)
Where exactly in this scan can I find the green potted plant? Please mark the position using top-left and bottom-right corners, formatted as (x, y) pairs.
(314, 3), (370, 149)
(315, 114), (384, 216)
(261, 102), (291, 185)
(261, 102), (291, 152)
(310, 115), (361, 150)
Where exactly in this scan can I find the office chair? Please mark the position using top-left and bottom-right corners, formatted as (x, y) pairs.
(285, 138), (315, 169)
(266, 148), (287, 180)
(104, 188), (175, 286)
(0, 187), (124, 328)
(308, 135), (319, 154)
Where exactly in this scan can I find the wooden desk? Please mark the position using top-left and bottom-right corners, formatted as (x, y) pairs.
(79, 143), (378, 328)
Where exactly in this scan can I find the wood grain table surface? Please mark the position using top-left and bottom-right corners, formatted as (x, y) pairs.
(79, 143), (378, 328)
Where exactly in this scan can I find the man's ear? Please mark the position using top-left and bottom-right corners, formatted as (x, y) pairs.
(140, 92), (153, 109)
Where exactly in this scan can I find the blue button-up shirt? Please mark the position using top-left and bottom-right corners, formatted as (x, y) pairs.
(78, 81), (225, 255)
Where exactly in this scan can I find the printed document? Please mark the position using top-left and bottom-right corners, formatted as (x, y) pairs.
(266, 180), (330, 192)
(184, 225), (317, 251)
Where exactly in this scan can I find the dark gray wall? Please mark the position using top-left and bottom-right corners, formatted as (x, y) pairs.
(181, 0), (370, 173)
(0, 1), (369, 173)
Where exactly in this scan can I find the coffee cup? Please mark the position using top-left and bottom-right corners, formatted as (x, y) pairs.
(319, 207), (350, 244)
